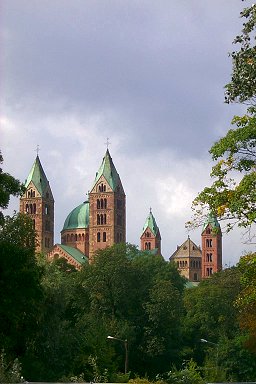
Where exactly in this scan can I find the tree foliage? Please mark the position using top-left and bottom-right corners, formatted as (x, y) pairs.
(0, 152), (25, 225)
(187, 3), (256, 241)
(0, 214), (42, 360)
(235, 252), (256, 353)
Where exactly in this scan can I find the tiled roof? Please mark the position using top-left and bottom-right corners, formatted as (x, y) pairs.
(25, 155), (49, 196)
(56, 244), (88, 265)
(141, 209), (159, 236)
(92, 149), (122, 191)
(202, 212), (221, 233)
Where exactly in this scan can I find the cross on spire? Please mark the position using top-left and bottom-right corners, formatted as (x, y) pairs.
(105, 137), (111, 149)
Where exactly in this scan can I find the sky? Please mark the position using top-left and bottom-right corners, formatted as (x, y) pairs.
(1, 0), (254, 265)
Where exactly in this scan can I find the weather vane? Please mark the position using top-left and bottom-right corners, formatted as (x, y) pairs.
(105, 137), (111, 149)
(35, 145), (40, 155)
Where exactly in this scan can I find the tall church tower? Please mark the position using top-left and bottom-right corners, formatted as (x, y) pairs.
(140, 209), (161, 255)
(89, 149), (126, 263)
(201, 213), (222, 278)
(20, 155), (54, 254)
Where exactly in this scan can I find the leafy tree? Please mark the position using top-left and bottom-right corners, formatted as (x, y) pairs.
(187, 4), (256, 240)
(0, 214), (42, 360)
(182, 267), (256, 381)
(0, 152), (25, 225)
(235, 252), (256, 354)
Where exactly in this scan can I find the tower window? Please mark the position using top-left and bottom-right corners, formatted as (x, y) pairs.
(103, 232), (106, 242)
(45, 204), (49, 215)
(97, 232), (101, 242)
(206, 253), (213, 262)
(206, 239), (212, 247)
(33, 203), (36, 214)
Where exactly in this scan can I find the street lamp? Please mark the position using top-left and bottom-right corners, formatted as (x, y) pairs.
(200, 338), (219, 377)
(107, 335), (128, 374)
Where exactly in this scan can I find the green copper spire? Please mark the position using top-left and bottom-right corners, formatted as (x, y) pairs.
(92, 149), (122, 191)
(202, 212), (221, 233)
(142, 208), (159, 236)
(25, 155), (49, 196)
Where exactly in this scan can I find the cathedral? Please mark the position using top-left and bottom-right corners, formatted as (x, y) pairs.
(19, 149), (222, 281)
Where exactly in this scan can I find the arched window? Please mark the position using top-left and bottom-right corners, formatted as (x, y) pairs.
(97, 232), (101, 242)
(26, 204), (29, 213)
(45, 204), (49, 215)
(78, 234), (81, 241)
(82, 233), (85, 241)
(103, 232), (106, 242)
(206, 239), (212, 247)
(32, 219), (35, 229)
(28, 191), (31, 198)
(194, 273), (198, 281)
(97, 214), (100, 225)
(148, 242), (151, 250)
(33, 203), (36, 214)
(206, 227), (211, 234)
(75, 234), (78, 241)
(104, 198), (107, 209)
(97, 199), (100, 209)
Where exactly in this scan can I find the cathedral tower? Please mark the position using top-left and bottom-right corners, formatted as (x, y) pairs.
(20, 155), (54, 254)
(201, 213), (222, 278)
(88, 149), (126, 262)
(140, 209), (161, 255)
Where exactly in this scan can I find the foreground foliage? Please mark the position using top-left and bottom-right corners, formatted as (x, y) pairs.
(188, 3), (256, 241)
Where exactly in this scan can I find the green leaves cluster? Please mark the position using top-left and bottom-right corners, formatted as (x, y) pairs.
(189, 3), (256, 240)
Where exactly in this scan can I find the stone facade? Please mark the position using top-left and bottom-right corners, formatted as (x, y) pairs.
(170, 237), (202, 282)
(19, 156), (54, 254)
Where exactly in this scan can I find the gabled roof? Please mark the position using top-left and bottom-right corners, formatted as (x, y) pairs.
(55, 244), (88, 265)
(91, 149), (123, 192)
(141, 209), (159, 237)
(202, 212), (221, 233)
(170, 236), (201, 260)
(25, 155), (50, 196)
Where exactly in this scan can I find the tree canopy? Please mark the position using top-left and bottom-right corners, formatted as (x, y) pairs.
(187, 3), (256, 241)
(0, 152), (25, 225)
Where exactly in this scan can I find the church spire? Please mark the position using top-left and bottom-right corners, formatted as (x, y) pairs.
(140, 209), (161, 255)
(20, 155), (54, 254)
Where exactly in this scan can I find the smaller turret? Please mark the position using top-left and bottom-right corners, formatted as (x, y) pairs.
(201, 212), (222, 278)
(140, 208), (161, 255)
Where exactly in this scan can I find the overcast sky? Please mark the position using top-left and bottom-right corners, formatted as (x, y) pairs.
(1, 0), (254, 265)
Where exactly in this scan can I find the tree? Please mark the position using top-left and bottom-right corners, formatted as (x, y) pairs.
(182, 268), (256, 381)
(235, 252), (256, 354)
(187, 3), (256, 241)
(0, 214), (42, 360)
(0, 151), (25, 225)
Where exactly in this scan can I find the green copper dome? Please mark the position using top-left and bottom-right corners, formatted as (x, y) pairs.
(62, 201), (89, 231)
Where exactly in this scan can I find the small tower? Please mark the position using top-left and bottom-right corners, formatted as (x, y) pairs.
(140, 209), (161, 255)
(89, 149), (126, 262)
(169, 236), (202, 282)
(201, 213), (222, 278)
(20, 155), (54, 254)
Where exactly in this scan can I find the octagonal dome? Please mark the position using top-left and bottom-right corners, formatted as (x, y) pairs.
(62, 201), (89, 231)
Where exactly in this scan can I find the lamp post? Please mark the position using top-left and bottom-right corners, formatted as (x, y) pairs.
(200, 338), (219, 377)
(107, 335), (128, 374)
